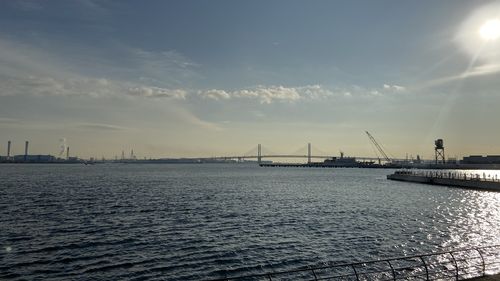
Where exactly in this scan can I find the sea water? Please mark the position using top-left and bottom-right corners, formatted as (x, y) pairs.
(1, 164), (499, 280)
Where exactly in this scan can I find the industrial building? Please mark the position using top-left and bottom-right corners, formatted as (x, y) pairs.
(462, 155), (500, 165)
(1, 140), (81, 163)
(12, 155), (57, 162)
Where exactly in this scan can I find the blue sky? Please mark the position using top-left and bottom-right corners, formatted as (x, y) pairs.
(1, 0), (500, 159)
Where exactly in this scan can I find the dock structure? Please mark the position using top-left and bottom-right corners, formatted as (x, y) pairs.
(259, 162), (390, 168)
(387, 170), (500, 191)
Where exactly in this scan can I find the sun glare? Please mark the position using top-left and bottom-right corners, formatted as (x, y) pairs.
(479, 19), (500, 41)
(457, 4), (500, 62)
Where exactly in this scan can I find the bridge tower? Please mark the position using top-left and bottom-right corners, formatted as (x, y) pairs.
(24, 141), (29, 162)
(257, 144), (262, 164)
(434, 139), (445, 164)
(7, 140), (11, 160)
(307, 143), (311, 164)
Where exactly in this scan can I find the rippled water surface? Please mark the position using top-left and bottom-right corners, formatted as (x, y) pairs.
(1, 164), (500, 280)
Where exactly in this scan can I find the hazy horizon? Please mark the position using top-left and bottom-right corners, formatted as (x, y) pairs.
(2, 0), (500, 160)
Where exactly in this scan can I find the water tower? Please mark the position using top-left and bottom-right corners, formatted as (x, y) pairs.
(434, 139), (445, 164)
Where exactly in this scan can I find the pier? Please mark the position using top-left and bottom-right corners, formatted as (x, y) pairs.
(387, 170), (500, 191)
(259, 162), (391, 168)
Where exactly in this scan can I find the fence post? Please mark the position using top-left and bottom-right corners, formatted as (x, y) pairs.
(387, 261), (396, 281)
(449, 252), (459, 281)
(352, 264), (360, 281)
(420, 256), (429, 281)
(475, 248), (486, 277)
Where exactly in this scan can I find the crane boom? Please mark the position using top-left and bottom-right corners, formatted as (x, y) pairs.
(365, 131), (391, 163)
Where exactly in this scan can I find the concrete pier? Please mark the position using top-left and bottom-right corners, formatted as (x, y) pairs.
(260, 162), (391, 168)
(387, 170), (500, 191)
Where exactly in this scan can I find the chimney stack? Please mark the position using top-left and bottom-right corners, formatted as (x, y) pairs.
(7, 140), (11, 159)
(24, 141), (29, 161)
(66, 146), (70, 160)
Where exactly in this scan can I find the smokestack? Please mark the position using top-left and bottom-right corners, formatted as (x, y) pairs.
(7, 140), (11, 158)
(24, 141), (29, 161)
(66, 146), (69, 160)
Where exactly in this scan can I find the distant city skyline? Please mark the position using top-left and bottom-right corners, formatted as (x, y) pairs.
(1, 0), (500, 159)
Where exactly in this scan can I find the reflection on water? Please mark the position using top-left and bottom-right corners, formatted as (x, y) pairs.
(0, 164), (499, 280)
(428, 172), (500, 249)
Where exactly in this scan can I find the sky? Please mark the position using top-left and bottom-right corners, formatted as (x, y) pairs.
(1, 0), (500, 160)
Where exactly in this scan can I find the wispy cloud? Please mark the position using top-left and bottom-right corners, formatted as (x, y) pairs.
(0, 117), (21, 124)
(76, 123), (128, 131)
(9, 0), (43, 11)
(0, 75), (108, 97)
(168, 106), (223, 131)
(0, 73), (189, 101)
(75, 0), (108, 12)
(128, 48), (201, 87)
(9, 0), (112, 20)
(132, 49), (199, 69)
(417, 63), (500, 90)
(0, 37), (197, 100)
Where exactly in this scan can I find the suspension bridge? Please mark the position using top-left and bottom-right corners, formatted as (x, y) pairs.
(199, 143), (400, 164)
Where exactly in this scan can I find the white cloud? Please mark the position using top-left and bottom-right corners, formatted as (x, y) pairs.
(196, 84), (414, 103)
(198, 85), (333, 104)
(127, 87), (187, 99)
(300, 84), (335, 99)
(325, 84), (410, 99)
(234, 86), (301, 104)
(383, 84), (406, 92)
(198, 89), (231, 100)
